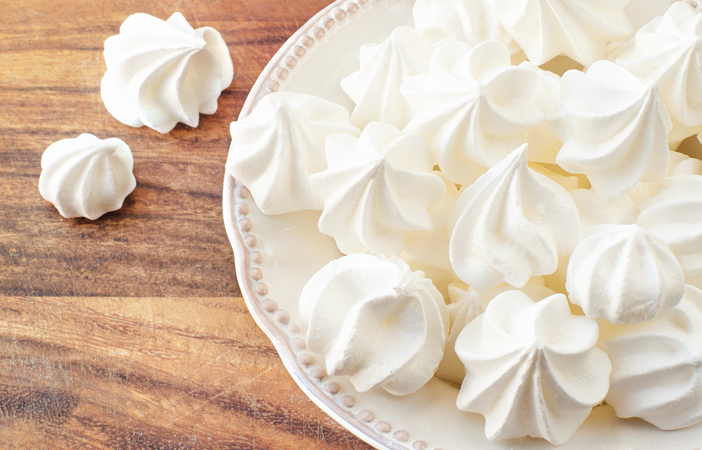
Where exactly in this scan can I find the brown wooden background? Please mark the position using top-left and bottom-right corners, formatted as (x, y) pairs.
(0, 0), (373, 448)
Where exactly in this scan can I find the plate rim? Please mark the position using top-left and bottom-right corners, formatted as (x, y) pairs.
(223, 1), (418, 449)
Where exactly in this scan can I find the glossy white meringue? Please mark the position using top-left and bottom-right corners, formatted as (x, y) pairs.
(638, 175), (702, 289)
(599, 284), (702, 430)
(449, 144), (581, 290)
(566, 224), (685, 323)
(412, 0), (520, 54)
(341, 26), (441, 129)
(227, 92), (360, 215)
(299, 254), (449, 395)
(492, 0), (632, 66)
(310, 122), (445, 256)
(455, 291), (611, 444)
(549, 60), (672, 201)
(401, 40), (544, 185)
(101, 12), (234, 133)
(39, 134), (136, 220)
(615, 2), (702, 145)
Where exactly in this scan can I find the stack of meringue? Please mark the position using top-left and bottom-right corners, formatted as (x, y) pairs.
(226, 0), (702, 445)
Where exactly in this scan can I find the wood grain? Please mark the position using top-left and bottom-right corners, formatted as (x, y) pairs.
(0, 0), (373, 448)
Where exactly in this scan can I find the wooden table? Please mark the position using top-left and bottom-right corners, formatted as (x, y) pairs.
(0, 1), (373, 448)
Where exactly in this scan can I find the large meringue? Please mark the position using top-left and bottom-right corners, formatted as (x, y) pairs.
(310, 122), (445, 256)
(614, 2), (702, 146)
(455, 291), (611, 444)
(599, 284), (702, 430)
(38, 134), (136, 220)
(401, 40), (544, 185)
(549, 60), (672, 201)
(412, 0), (519, 55)
(638, 175), (702, 288)
(299, 254), (449, 395)
(340, 26), (441, 129)
(492, 0), (632, 66)
(101, 12), (234, 133)
(227, 92), (360, 215)
(566, 224), (685, 323)
(448, 144), (581, 290)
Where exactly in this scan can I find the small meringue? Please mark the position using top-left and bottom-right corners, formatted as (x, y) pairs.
(549, 60), (672, 201)
(341, 26), (442, 129)
(436, 281), (555, 385)
(39, 134), (136, 220)
(566, 224), (685, 323)
(448, 144), (581, 290)
(615, 2), (702, 146)
(599, 284), (702, 430)
(492, 0), (632, 66)
(638, 175), (702, 288)
(310, 122), (445, 256)
(101, 12), (234, 133)
(299, 254), (449, 395)
(227, 92), (361, 215)
(402, 40), (544, 185)
(456, 291), (611, 444)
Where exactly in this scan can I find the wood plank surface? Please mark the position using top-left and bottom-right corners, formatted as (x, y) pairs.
(0, 0), (373, 448)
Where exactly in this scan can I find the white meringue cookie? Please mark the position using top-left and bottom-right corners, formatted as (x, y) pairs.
(227, 92), (361, 215)
(566, 224), (685, 323)
(38, 134), (136, 220)
(341, 26), (442, 129)
(401, 40), (544, 185)
(549, 60), (672, 201)
(599, 284), (702, 430)
(413, 0), (520, 54)
(456, 291), (611, 444)
(519, 62), (563, 164)
(615, 2), (702, 145)
(299, 254), (449, 395)
(436, 281), (555, 385)
(401, 171), (460, 298)
(449, 144), (581, 290)
(492, 0), (632, 66)
(570, 188), (638, 235)
(101, 12), (234, 134)
(310, 122), (446, 256)
(638, 175), (702, 288)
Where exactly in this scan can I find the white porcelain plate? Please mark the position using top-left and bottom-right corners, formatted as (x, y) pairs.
(223, 1), (702, 449)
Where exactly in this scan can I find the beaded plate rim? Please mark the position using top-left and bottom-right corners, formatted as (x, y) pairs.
(223, 1), (435, 449)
